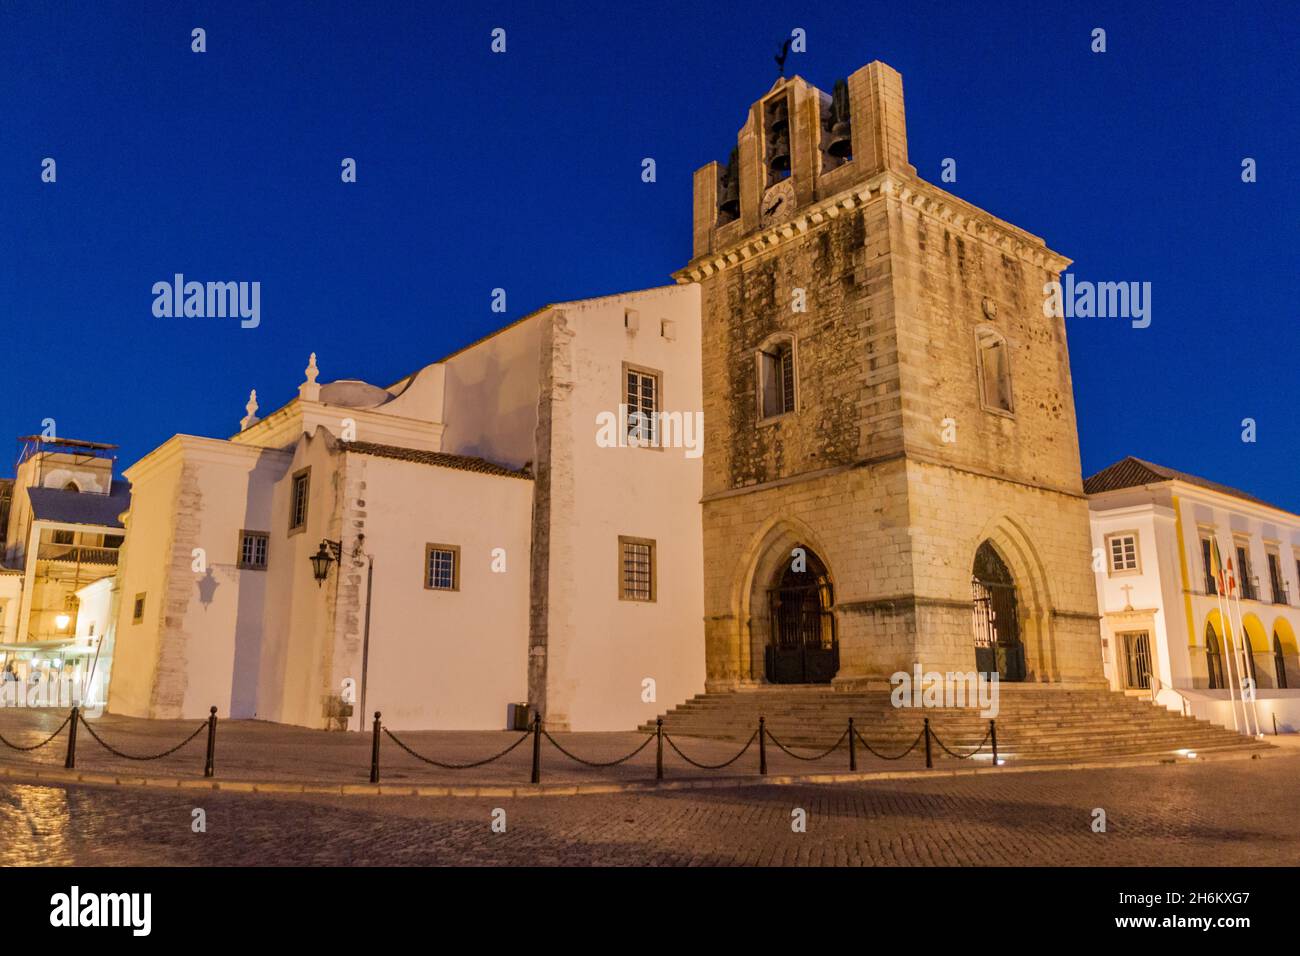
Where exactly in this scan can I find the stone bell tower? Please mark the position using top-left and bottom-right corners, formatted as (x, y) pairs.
(674, 60), (1104, 691)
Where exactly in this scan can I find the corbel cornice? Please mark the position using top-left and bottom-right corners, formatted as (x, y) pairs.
(673, 171), (1072, 284)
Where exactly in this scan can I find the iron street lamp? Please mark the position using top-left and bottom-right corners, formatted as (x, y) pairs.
(309, 539), (342, 587)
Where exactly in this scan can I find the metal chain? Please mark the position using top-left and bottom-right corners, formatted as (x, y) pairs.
(382, 726), (532, 769)
(928, 725), (992, 760)
(543, 731), (654, 767)
(765, 727), (849, 761)
(663, 730), (757, 770)
(854, 726), (925, 761)
(0, 713), (72, 752)
(76, 714), (209, 760)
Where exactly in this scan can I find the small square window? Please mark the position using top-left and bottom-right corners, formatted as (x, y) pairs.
(289, 468), (310, 533)
(619, 536), (656, 602)
(132, 593), (146, 624)
(1106, 532), (1139, 574)
(425, 544), (460, 591)
(238, 530), (269, 570)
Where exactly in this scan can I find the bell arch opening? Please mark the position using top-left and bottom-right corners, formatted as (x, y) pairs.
(971, 540), (1026, 682)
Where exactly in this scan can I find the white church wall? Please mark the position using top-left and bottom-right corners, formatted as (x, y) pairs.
(108, 445), (184, 718)
(256, 430), (344, 727)
(349, 454), (532, 730)
(440, 315), (542, 470)
(109, 436), (290, 720)
(544, 284), (706, 731)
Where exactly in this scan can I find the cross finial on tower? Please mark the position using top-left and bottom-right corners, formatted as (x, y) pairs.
(299, 352), (321, 402)
(240, 389), (259, 430)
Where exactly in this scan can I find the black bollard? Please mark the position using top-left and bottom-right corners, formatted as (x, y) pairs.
(923, 717), (933, 769)
(989, 719), (998, 766)
(758, 716), (767, 775)
(369, 711), (381, 784)
(64, 706), (79, 770)
(655, 718), (664, 782)
(530, 711), (542, 784)
(204, 706), (218, 778)
(848, 717), (856, 772)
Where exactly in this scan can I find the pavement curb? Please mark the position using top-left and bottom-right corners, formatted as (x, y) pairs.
(0, 744), (1281, 799)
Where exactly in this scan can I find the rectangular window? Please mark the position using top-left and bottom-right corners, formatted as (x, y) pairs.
(976, 330), (1013, 413)
(1201, 537), (1218, 594)
(425, 544), (460, 591)
(1235, 544), (1256, 600)
(52, 529), (74, 545)
(1266, 551), (1286, 604)
(625, 367), (659, 447)
(132, 593), (146, 624)
(1106, 532), (1139, 574)
(289, 468), (310, 533)
(238, 531), (269, 571)
(619, 536), (656, 602)
(759, 342), (796, 419)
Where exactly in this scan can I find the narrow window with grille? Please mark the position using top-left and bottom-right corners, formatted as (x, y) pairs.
(619, 536), (656, 602)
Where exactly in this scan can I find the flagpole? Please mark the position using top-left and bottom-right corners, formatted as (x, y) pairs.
(1214, 567), (1242, 734)
(1227, 582), (1261, 737)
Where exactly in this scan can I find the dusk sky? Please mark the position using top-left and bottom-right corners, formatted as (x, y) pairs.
(2, 1), (1296, 508)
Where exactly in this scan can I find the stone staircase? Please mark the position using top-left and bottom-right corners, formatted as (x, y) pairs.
(641, 685), (1273, 764)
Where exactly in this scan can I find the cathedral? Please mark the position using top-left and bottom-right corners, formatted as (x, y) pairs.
(680, 61), (1102, 693)
(102, 60), (1104, 733)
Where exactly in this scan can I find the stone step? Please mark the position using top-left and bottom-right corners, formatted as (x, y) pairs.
(643, 685), (1270, 763)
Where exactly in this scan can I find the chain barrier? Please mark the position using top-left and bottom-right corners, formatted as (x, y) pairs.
(382, 725), (533, 770)
(0, 713), (72, 752)
(77, 712), (209, 761)
(928, 724), (993, 760)
(765, 727), (849, 762)
(543, 730), (655, 767)
(663, 730), (758, 770)
(854, 725), (926, 761)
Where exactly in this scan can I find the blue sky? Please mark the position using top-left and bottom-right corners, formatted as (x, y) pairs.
(1, 1), (1297, 508)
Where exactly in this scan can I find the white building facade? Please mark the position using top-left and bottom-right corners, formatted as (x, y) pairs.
(108, 284), (705, 731)
(1087, 457), (1300, 732)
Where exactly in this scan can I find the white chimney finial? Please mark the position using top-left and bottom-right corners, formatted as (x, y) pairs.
(299, 352), (321, 402)
(240, 389), (260, 430)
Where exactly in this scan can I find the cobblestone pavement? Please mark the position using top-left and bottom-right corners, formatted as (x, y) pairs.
(2, 752), (1297, 866)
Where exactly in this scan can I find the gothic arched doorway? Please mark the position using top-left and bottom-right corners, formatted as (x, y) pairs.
(971, 541), (1025, 681)
(764, 546), (837, 684)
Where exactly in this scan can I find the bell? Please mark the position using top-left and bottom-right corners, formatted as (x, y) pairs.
(768, 130), (791, 173)
(769, 97), (789, 133)
(826, 122), (852, 159)
(718, 148), (740, 219)
(826, 79), (852, 159)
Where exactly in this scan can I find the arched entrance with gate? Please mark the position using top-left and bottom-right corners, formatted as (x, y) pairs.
(971, 541), (1026, 681)
(764, 546), (838, 684)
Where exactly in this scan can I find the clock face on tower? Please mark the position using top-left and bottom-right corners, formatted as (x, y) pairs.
(759, 179), (796, 228)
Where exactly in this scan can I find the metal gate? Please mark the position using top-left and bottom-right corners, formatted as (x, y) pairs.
(1121, 631), (1152, 689)
(972, 578), (1025, 682)
(765, 583), (838, 684)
